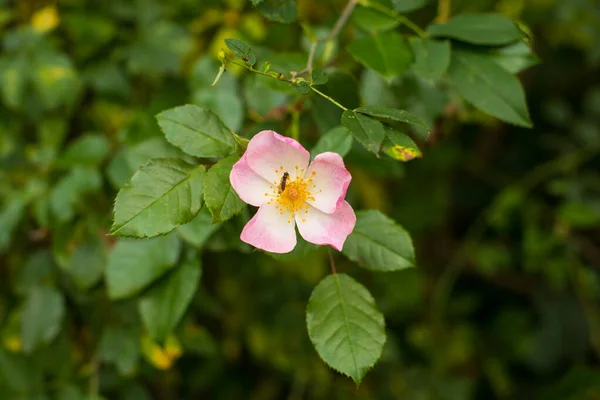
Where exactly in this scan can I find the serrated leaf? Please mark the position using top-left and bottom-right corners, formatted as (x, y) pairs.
(311, 69), (328, 86)
(224, 38), (256, 66)
(427, 13), (521, 46)
(348, 31), (412, 78)
(409, 38), (450, 80)
(382, 126), (422, 161)
(139, 255), (202, 342)
(448, 50), (532, 127)
(204, 156), (246, 223)
(306, 273), (386, 385)
(105, 234), (181, 300)
(311, 126), (354, 158)
(342, 210), (415, 271)
(355, 105), (429, 129)
(110, 158), (206, 238)
(20, 286), (65, 353)
(341, 110), (385, 154)
(156, 105), (236, 158)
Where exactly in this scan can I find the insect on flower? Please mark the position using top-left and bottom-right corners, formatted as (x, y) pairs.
(279, 172), (290, 193)
(229, 130), (356, 254)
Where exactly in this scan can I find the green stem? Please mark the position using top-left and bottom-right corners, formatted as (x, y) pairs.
(225, 56), (350, 111)
(310, 86), (348, 111)
(437, 0), (450, 23)
(361, 0), (428, 38)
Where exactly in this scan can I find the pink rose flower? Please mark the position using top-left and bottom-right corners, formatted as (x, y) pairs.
(229, 130), (356, 254)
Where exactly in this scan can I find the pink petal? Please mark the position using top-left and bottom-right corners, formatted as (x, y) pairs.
(245, 130), (310, 185)
(305, 152), (352, 214)
(241, 203), (297, 253)
(230, 153), (273, 207)
(296, 200), (356, 251)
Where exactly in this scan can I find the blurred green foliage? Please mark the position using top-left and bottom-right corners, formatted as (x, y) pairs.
(1, 0), (600, 398)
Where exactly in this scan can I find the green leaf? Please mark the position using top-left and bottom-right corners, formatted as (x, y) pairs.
(355, 105), (429, 129)
(99, 327), (140, 376)
(139, 255), (202, 342)
(294, 79), (312, 94)
(105, 234), (181, 300)
(306, 273), (386, 385)
(57, 133), (110, 168)
(353, 5), (399, 32)
(447, 50), (532, 127)
(224, 38), (256, 66)
(49, 167), (102, 223)
(20, 286), (65, 353)
(127, 21), (193, 76)
(177, 207), (222, 248)
(0, 197), (26, 255)
(488, 41), (540, 73)
(211, 64), (225, 86)
(204, 156), (246, 223)
(0, 349), (34, 392)
(110, 158), (206, 238)
(0, 56), (27, 109)
(427, 13), (521, 46)
(255, 0), (297, 23)
(409, 38), (451, 80)
(190, 56), (243, 131)
(341, 110), (385, 154)
(342, 210), (415, 271)
(31, 52), (80, 110)
(311, 126), (354, 158)
(14, 250), (54, 296)
(382, 126), (422, 162)
(311, 69), (328, 86)
(348, 31), (413, 78)
(392, 0), (428, 12)
(156, 105), (236, 158)
(67, 241), (105, 290)
(106, 137), (181, 190)
(55, 385), (84, 400)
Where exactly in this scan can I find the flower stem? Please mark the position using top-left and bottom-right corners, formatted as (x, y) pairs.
(328, 249), (337, 275)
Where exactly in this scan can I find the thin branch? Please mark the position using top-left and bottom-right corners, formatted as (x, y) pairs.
(224, 55), (350, 112)
(89, 353), (99, 397)
(310, 86), (348, 111)
(294, 0), (359, 77)
(436, 0), (451, 23)
(328, 0), (359, 41)
(329, 249), (338, 275)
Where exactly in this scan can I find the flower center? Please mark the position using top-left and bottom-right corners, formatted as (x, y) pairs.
(264, 166), (321, 223)
(279, 179), (310, 211)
